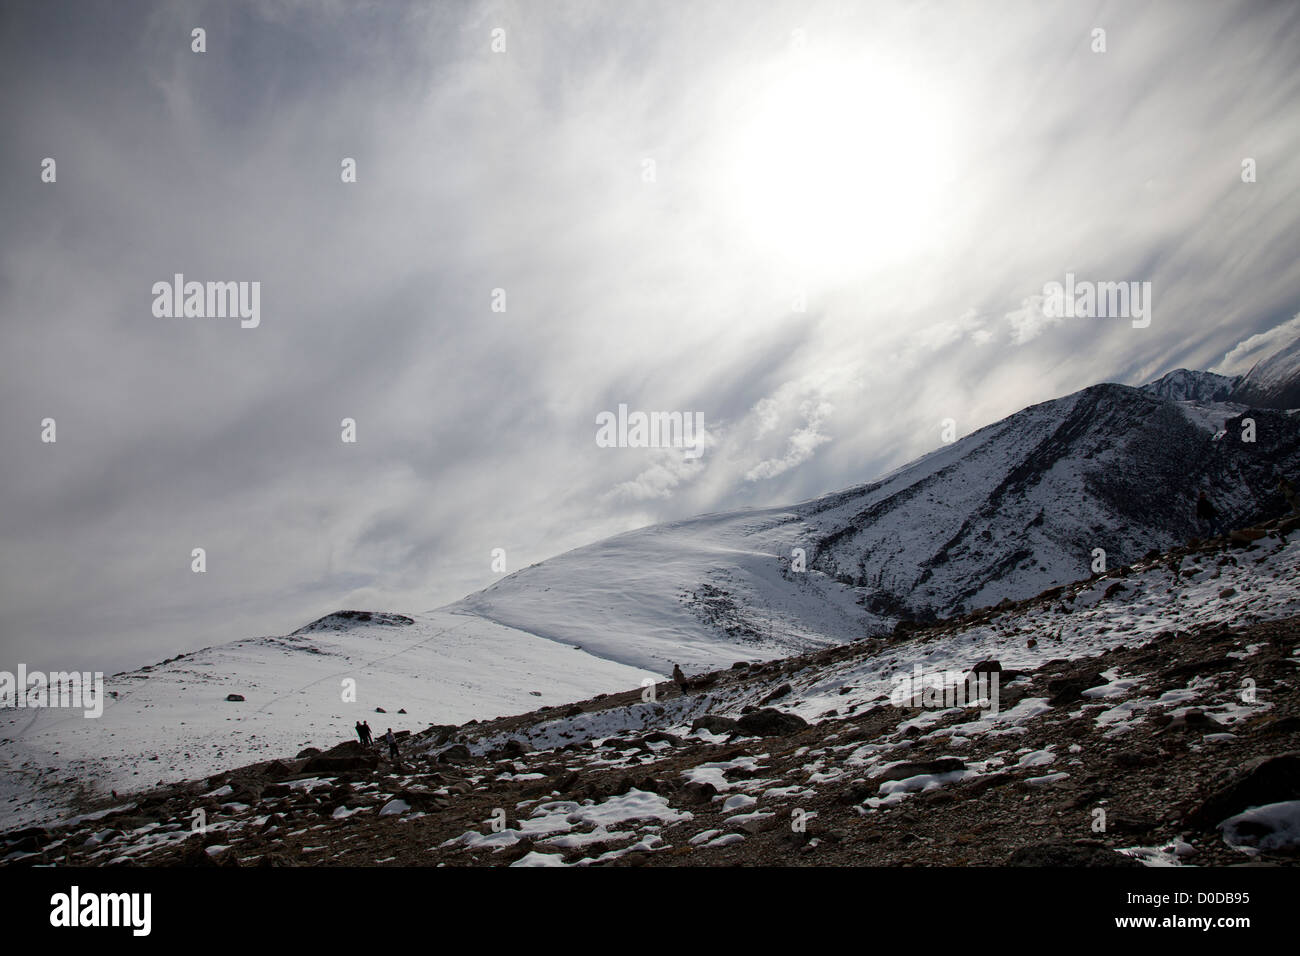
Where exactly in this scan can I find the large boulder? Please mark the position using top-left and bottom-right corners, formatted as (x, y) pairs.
(691, 715), (738, 735)
(425, 725), (459, 747)
(874, 758), (966, 783)
(1007, 843), (1141, 867)
(299, 739), (378, 774)
(437, 744), (472, 764)
(735, 709), (808, 737)
(322, 740), (368, 757)
(302, 751), (378, 775)
(1187, 752), (1300, 828)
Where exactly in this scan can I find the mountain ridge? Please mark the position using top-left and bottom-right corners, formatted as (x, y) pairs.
(7, 341), (1300, 830)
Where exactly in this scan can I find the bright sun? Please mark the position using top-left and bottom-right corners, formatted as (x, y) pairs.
(720, 57), (954, 281)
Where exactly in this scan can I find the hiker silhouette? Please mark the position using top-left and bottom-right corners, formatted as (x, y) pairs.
(1196, 490), (1221, 535)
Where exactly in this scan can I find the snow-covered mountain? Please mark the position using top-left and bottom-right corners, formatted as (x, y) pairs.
(1229, 336), (1300, 410)
(8, 344), (1300, 830)
(1140, 368), (1240, 403)
(18, 514), (1300, 867)
(456, 380), (1300, 670)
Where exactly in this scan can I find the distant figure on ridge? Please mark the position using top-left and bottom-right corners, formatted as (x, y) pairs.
(361, 721), (374, 747)
(1196, 490), (1220, 535)
(672, 663), (687, 691)
(384, 728), (399, 761)
(355, 721), (366, 746)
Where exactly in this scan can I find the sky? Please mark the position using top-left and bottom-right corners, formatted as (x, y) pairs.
(1, 0), (1298, 673)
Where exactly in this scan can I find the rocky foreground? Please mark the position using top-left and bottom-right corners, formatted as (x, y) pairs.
(4, 518), (1300, 867)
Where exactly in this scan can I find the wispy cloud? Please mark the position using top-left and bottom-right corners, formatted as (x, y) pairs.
(1, 0), (1297, 670)
(1217, 312), (1300, 375)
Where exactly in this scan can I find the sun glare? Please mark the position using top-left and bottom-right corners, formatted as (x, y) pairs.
(720, 57), (955, 281)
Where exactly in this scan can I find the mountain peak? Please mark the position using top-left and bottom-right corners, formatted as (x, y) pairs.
(1139, 368), (1240, 403)
(291, 610), (415, 634)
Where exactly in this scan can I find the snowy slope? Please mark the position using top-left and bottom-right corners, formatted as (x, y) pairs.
(792, 384), (1300, 614)
(0, 610), (657, 828)
(18, 519), (1300, 868)
(1231, 336), (1300, 409)
(9, 359), (1300, 831)
(467, 528), (1300, 760)
(455, 382), (1300, 670)
(452, 509), (880, 676)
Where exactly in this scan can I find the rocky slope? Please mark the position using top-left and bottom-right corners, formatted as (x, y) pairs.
(8, 512), (1299, 867)
(8, 353), (1300, 831)
(0, 608), (658, 830)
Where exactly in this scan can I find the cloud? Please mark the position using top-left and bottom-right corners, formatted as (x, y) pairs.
(2, 0), (1299, 671)
(605, 453), (706, 502)
(743, 398), (832, 481)
(1217, 313), (1300, 375)
(1005, 295), (1058, 346)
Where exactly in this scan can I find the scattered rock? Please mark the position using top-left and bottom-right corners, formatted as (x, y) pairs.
(1047, 671), (1105, 706)
(1114, 749), (1159, 769)
(964, 772), (1016, 796)
(1256, 716), (1300, 737)
(679, 781), (719, 805)
(1007, 843), (1141, 867)
(837, 781), (876, 805)
(641, 731), (682, 747)
(263, 760), (296, 781)
(760, 683), (793, 705)
(1158, 709), (1228, 735)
